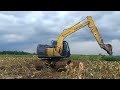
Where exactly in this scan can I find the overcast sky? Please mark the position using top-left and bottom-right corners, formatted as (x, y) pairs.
(0, 11), (119, 55)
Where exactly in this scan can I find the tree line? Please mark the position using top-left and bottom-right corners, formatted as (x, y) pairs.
(0, 51), (32, 55)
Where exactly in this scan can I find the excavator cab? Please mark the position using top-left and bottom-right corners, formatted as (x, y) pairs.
(62, 41), (71, 58)
(51, 40), (70, 58)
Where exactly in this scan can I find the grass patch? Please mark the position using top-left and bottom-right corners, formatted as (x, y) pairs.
(64, 54), (120, 61)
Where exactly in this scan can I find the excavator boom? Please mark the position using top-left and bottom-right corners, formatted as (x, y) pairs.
(56, 16), (112, 55)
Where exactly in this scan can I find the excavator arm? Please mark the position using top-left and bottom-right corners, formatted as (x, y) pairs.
(56, 16), (112, 55)
(87, 16), (112, 55)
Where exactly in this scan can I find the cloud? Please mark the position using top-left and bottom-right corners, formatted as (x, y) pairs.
(0, 11), (119, 55)
(2, 34), (25, 42)
(69, 41), (107, 55)
(110, 39), (120, 55)
(69, 39), (120, 56)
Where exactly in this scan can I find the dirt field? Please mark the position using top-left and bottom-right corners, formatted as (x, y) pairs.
(0, 56), (82, 79)
(0, 55), (120, 79)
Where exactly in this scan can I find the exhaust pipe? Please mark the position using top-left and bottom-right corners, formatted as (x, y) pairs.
(103, 44), (113, 55)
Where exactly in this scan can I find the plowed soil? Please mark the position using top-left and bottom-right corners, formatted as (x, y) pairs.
(34, 60), (81, 79)
(0, 55), (82, 79)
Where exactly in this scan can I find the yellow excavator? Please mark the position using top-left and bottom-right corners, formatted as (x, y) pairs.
(36, 16), (112, 68)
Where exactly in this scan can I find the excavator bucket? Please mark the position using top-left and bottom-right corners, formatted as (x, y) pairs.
(103, 44), (113, 55)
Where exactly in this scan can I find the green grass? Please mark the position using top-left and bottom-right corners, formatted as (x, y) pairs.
(64, 54), (120, 61)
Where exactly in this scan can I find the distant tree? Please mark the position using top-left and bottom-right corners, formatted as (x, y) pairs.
(0, 51), (32, 55)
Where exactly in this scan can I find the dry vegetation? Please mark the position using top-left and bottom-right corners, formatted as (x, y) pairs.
(0, 55), (120, 79)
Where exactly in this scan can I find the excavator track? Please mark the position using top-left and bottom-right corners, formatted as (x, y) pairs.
(35, 58), (73, 72)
